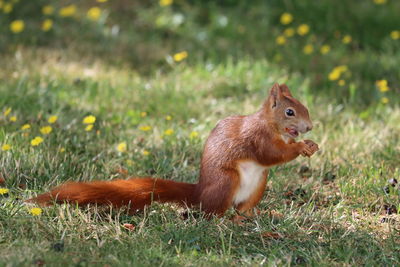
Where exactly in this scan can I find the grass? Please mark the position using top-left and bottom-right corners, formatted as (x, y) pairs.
(1, 1), (400, 266)
(1, 48), (399, 266)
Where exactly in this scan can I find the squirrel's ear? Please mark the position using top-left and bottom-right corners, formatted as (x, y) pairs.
(266, 83), (282, 108)
(279, 84), (293, 97)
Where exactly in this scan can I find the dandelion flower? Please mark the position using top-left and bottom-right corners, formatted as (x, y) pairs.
(21, 124), (31, 130)
(97, 0), (108, 2)
(297, 24), (309, 36)
(165, 115), (172, 121)
(164, 129), (174, 136)
(280, 13), (293, 25)
(40, 126), (52, 135)
(338, 80), (346, 86)
(190, 131), (199, 139)
(59, 5), (77, 17)
(376, 80), (389, 92)
(31, 137), (44, 146)
(87, 7), (101, 21)
(59, 147), (66, 153)
(390, 31), (399, 40)
(10, 20), (24, 34)
(0, 188), (9, 195)
(2, 144), (11, 151)
(303, 44), (314, 55)
(173, 51), (188, 62)
(117, 142), (127, 153)
(41, 19), (53, 31)
(159, 0), (173, 6)
(85, 124), (94, 131)
(328, 65), (348, 81)
(283, 28), (295, 37)
(139, 125), (152, 131)
(342, 35), (352, 44)
(29, 207), (43, 216)
(48, 115), (58, 124)
(381, 97), (389, 104)
(320, 45), (331, 55)
(42, 5), (54, 15)
(83, 115), (96, 124)
(140, 112), (147, 117)
(142, 150), (150, 156)
(276, 35), (286, 45)
(373, 0), (386, 4)
(9, 116), (17, 122)
(4, 107), (12, 117)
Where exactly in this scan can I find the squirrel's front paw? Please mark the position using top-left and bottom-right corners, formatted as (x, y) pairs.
(302, 140), (319, 157)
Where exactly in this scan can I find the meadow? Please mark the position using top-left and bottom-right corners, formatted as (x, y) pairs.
(1, 0), (400, 266)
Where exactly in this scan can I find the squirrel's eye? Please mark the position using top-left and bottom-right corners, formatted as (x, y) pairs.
(285, 108), (295, 117)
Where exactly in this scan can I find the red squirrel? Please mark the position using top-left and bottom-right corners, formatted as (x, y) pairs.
(29, 83), (319, 218)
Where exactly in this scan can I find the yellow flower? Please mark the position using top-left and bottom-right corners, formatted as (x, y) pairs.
(85, 124), (94, 131)
(338, 80), (346, 86)
(328, 70), (341, 81)
(139, 125), (152, 131)
(59, 5), (76, 17)
(280, 12), (293, 25)
(390, 31), (399, 40)
(189, 131), (199, 139)
(4, 107), (11, 117)
(97, 0), (108, 2)
(59, 147), (65, 153)
(29, 207), (43, 216)
(173, 51), (188, 62)
(10, 20), (24, 34)
(373, 0), (386, 4)
(31, 137), (44, 146)
(297, 24), (309, 36)
(41, 19), (53, 32)
(283, 28), (295, 37)
(48, 115), (58, 124)
(165, 115), (172, 121)
(159, 0), (173, 6)
(303, 44), (314, 55)
(42, 5), (54, 15)
(142, 150), (150, 156)
(117, 142), (127, 152)
(0, 188), (9, 195)
(381, 97), (389, 104)
(328, 65), (348, 81)
(140, 112), (147, 117)
(9, 116), (17, 122)
(320, 45), (331, 54)
(3, 3), (12, 13)
(87, 7), (101, 21)
(342, 35), (352, 44)
(276, 35), (286, 45)
(83, 115), (96, 124)
(2, 144), (11, 151)
(40, 126), (52, 135)
(21, 124), (31, 130)
(164, 129), (174, 136)
(376, 80), (389, 92)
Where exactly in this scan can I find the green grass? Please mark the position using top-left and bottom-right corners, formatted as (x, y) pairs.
(1, 48), (399, 266)
(1, 1), (400, 266)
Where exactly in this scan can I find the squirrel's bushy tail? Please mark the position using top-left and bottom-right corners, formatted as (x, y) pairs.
(28, 178), (197, 211)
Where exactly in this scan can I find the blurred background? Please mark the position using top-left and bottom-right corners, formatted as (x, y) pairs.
(1, 0), (399, 106)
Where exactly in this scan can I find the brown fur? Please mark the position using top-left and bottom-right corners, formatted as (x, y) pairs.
(28, 83), (319, 217)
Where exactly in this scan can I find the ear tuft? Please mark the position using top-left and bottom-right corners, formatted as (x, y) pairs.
(279, 84), (293, 97)
(267, 83), (282, 108)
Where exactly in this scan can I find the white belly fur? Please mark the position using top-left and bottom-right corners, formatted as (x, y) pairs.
(233, 160), (268, 205)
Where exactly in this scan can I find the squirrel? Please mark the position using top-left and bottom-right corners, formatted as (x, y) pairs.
(28, 83), (319, 218)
